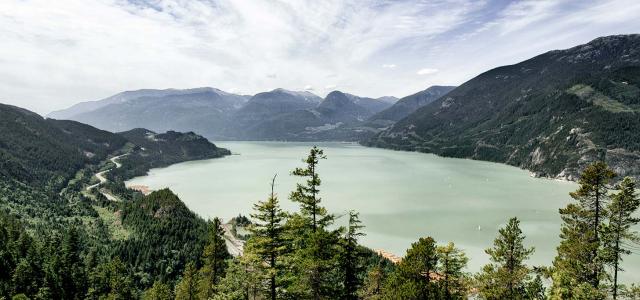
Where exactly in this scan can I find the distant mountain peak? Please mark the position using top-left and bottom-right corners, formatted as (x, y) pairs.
(47, 87), (246, 120)
(377, 96), (399, 104)
(326, 90), (346, 96)
(270, 88), (321, 101)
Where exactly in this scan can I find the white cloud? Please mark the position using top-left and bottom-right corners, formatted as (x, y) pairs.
(0, 0), (639, 114)
(304, 85), (314, 91)
(325, 84), (337, 90)
(416, 68), (439, 75)
(495, 1), (561, 35)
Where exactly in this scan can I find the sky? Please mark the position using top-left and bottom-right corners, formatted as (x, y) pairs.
(1, 0), (640, 114)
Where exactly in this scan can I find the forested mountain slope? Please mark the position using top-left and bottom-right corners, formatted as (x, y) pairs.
(222, 88), (323, 139)
(366, 35), (640, 180)
(234, 90), (396, 140)
(0, 103), (127, 189)
(0, 103), (229, 224)
(368, 85), (456, 125)
(115, 128), (231, 178)
(316, 91), (392, 124)
(0, 102), (232, 297)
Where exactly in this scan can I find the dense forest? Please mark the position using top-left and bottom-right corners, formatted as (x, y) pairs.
(2, 140), (640, 299)
(0, 103), (230, 298)
(2, 103), (640, 299)
(112, 128), (231, 179)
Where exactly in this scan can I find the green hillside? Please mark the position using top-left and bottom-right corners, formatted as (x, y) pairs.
(366, 35), (640, 180)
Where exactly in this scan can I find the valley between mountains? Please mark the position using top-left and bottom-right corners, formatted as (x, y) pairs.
(49, 35), (640, 181)
(2, 34), (640, 299)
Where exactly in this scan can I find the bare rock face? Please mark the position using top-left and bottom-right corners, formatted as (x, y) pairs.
(606, 149), (640, 178)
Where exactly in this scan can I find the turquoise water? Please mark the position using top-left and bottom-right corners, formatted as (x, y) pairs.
(127, 141), (639, 282)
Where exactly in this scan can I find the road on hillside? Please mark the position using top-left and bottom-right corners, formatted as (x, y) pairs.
(86, 154), (128, 201)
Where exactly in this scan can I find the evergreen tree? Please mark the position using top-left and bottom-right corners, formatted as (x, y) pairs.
(249, 175), (288, 300)
(41, 233), (65, 299)
(571, 162), (615, 287)
(551, 162), (616, 297)
(60, 226), (86, 300)
(436, 242), (468, 299)
(524, 274), (545, 300)
(476, 217), (534, 300)
(286, 147), (341, 299)
(11, 256), (42, 297)
(175, 262), (199, 300)
(286, 227), (341, 299)
(359, 261), (385, 300)
(198, 217), (231, 299)
(106, 258), (136, 300)
(213, 254), (263, 300)
(10, 232), (43, 298)
(290, 146), (332, 231)
(603, 177), (639, 300)
(142, 281), (172, 300)
(385, 237), (439, 299)
(340, 211), (366, 300)
(87, 257), (135, 300)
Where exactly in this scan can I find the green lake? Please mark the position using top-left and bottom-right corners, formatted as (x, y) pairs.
(126, 141), (639, 282)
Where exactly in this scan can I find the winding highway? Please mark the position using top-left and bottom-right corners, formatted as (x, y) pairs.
(90, 154), (246, 256)
(86, 154), (128, 201)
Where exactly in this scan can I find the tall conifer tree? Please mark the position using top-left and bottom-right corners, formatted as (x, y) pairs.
(340, 211), (366, 300)
(249, 175), (288, 300)
(386, 237), (439, 299)
(175, 262), (199, 300)
(603, 177), (639, 300)
(198, 217), (230, 299)
(290, 146), (332, 231)
(551, 162), (616, 297)
(60, 226), (86, 300)
(436, 242), (468, 299)
(570, 162), (615, 287)
(287, 147), (340, 299)
(476, 217), (534, 300)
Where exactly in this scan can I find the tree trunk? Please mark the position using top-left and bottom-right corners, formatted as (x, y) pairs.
(593, 184), (601, 288)
(612, 207), (623, 300)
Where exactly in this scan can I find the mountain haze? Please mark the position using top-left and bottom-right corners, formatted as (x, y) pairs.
(47, 88), (231, 119)
(50, 88), (249, 139)
(224, 88), (323, 139)
(51, 87), (401, 141)
(227, 90), (396, 140)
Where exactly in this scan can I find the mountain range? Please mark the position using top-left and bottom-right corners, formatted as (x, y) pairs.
(46, 34), (640, 180)
(48, 86), (443, 141)
(49, 87), (250, 139)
